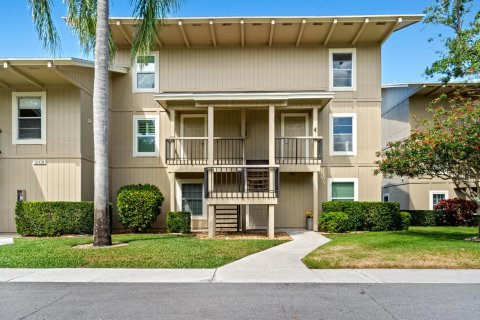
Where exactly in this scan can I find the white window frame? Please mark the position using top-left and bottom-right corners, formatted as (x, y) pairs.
(429, 190), (449, 210)
(329, 113), (357, 156)
(328, 178), (359, 201)
(383, 193), (390, 202)
(329, 48), (357, 91)
(12, 92), (47, 145)
(133, 115), (160, 157)
(176, 179), (206, 220)
(132, 51), (159, 93)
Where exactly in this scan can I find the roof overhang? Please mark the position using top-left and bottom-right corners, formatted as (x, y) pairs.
(0, 58), (128, 91)
(154, 91), (335, 109)
(110, 15), (424, 49)
(382, 82), (480, 97)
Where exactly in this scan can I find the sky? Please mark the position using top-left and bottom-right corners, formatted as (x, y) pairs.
(0, 0), (477, 84)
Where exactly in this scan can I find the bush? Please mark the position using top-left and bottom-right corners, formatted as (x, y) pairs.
(116, 184), (164, 232)
(166, 211), (191, 233)
(15, 201), (95, 236)
(405, 210), (437, 226)
(399, 211), (411, 230)
(434, 198), (479, 226)
(322, 202), (402, 231)
(318, 212), (350, 233)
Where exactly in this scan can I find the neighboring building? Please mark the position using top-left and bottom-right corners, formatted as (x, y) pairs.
(381, 83), (479, 210)
(0, 15), (422, 236)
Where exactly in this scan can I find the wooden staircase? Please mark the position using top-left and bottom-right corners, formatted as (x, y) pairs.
(215, 205), (240, 232)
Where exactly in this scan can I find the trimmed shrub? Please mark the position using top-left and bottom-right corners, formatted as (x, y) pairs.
(405, 210), (437, 226)
(434, 198), (479, 226)
(166, 211), (191, 233)
(399, 211), (411, 230)
(318, 212), (350, 233)
(322, 202), (402, 231)
(116, 184), (164, 232)
(16, 201), (95, 236)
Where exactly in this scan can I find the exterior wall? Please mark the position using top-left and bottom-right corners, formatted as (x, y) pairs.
(0, 86), (85, 232)
(381, 89), (459, 210)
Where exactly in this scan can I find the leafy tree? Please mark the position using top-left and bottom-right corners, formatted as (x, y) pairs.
(28, 0), (180, 246)
(423, 0), (480, 82)
(375, 90), (480, 237)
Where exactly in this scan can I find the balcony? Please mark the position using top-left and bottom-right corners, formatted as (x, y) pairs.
(275, 137), (323, 164)
(204, 166), (279, 202)
(166, 137), (244, 165)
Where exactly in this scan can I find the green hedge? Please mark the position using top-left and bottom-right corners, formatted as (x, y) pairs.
(400, 211), (411, 230)
(405, 210), (438, 226)
(322, 202), (403, 231)
(166, 211), (191, 233)
(318, 212), (350, 233)
(117, 184), (164, 232)
(16, 201), (95, 236)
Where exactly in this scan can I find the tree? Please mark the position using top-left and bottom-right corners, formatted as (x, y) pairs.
(375, 90), (480, 237)
(28, 0), (180, 246)
(423, 0), (480, 82)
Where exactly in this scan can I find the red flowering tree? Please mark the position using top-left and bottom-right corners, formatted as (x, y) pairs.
(375, 90), (480, 237)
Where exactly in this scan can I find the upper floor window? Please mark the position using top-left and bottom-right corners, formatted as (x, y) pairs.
(329, 113), (357, 156)
(429, 190), (448, 210)
(133, 52), (159, 92)
(329, 48), (356, 91)
(133, 115), (159, 157)
(328, 178), (358, 202)
(12, 92), (46, 145)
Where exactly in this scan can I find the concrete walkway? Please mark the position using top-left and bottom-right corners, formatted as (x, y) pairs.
(1, 230), (480, 283)
(0, 234), (14, 246)
(214, 229), (330, 282)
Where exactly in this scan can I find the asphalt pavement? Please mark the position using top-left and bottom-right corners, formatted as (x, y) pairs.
(1, 283), (479, 320)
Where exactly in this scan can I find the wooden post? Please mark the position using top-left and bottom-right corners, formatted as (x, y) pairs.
(170, 109), (176, 137)
(312, 106), (318, 159)
(208, 106), (214, 165)
(241, 109), (246, 165)
(169, 172), (176, 212)
(208, 205), (216, 238)
(268, 105), (275, 165)
(313, 171), (319, 232)
(268, 204), (275, 239)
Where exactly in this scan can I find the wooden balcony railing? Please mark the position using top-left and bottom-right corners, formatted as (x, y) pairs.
(204, 166), (279, 199)
(275, 137), (323, 164)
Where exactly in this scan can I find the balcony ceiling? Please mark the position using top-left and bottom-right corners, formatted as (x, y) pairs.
(110, 15), (424, 49)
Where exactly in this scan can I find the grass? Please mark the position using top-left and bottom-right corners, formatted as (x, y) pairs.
(304, 227), (480, 269)
(0, 233), (286, 268)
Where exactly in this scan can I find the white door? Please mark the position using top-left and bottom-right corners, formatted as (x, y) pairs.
(282, 115), (308, 159)
(181, 116), (206, 161)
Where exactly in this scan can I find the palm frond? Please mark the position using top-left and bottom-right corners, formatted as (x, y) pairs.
(130, 0), (181, 59)
(28, 0), (61, 55)
(65, 0), (117, 59)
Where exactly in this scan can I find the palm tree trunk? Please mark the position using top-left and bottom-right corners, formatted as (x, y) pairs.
(93, 0), (112, 246)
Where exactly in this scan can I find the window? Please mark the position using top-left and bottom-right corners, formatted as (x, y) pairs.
(181, 184), (203, 217)
(12, 92), (46, 144)
(329, 48), (356, 91)
(329, 113), (357, 156)
(383, 193), (390, 202)
(328, 178), (358, 202)
(429, 191), (448, 210)
(133, 115), (159, 156)
(133, 52), (159, 92)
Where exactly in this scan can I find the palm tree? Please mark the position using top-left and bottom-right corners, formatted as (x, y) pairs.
(28, 0), (180, 246)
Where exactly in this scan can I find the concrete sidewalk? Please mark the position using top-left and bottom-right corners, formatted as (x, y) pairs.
(1, 230), (480, 283)
(0, 234), (14, 246)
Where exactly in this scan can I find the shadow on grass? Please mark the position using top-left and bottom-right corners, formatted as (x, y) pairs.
(115, 233), (193, 244)
(394, 227), (478, 242)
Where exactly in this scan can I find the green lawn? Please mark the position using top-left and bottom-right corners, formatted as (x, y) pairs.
(0, 234), (286, 268)
(304, 227), (480, 269)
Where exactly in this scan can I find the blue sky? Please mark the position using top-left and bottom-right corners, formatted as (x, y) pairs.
(0, 0), (477, 83)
